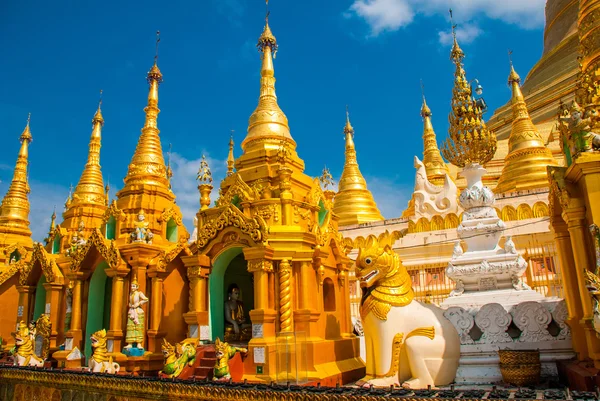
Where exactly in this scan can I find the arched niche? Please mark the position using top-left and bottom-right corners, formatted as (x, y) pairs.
(83, 260), (112, 360)
(105, 216), (116, 240)
(32, 275), (47, 321)
(166, 218), (178, 243)
(323, 278), (336, 312)
(209, 246), (249, 341)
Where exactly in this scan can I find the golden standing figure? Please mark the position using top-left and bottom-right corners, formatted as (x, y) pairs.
(125, 275), (149, 349)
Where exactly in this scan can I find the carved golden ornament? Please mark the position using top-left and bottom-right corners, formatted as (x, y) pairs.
(215, 174), (258, 208)
(319, 167), (335, 191)
(338, 269), (347, 287)
(154, 238), (192, 272)
(279, 259), (292, 332)
(69, 229), (121, 271)
(247, 259), (273, 273)
(187, 266), (206, 280)
(375, 327), (435, 379)
(441, 37), (496, 167)
(102, 200), (126, 224)
(256, 204), (279, 222)
(159, 207), (183, 226)
(344, 231), (402, 252)
(0, 258), (26, 286)
(20, 243), (59, 285)
(196, 155), (212, 184)
(547, 166), (571, 212)
(196, 205), (267, 249)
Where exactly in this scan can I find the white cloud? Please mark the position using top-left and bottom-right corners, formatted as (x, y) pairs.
(348, 0), (545, 37)
(438, 23), (482, 45)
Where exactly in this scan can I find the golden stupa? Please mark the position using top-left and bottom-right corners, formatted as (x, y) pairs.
(495, 64), (558, 193)
(332, 110), (384, 226)
(420, 95), (449, 186)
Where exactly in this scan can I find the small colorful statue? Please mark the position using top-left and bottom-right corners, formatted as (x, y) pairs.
(124, 275), (149, 350)
(131, 209), (154, 244)
(11, 321), (44, 367)
(88, 329), (120, 374)
(213, 338), (247, 381)
(160, 338), (198, 378)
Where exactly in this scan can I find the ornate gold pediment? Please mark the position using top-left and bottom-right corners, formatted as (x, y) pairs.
(159, 207), (183, 226)
(152, 238), (193, 272)
(19, 242), (62, 285)
(102, 200), (126, 224)
(196, 205), (268, 249)
(305, 177), (334, 210)
(215, 174), (259, 208)
(69, 229), (121, 271)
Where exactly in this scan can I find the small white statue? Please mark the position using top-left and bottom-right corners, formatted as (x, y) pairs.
(124, 276), (149, 350)
(452, 240), (464, 258)
(504, 236), (517, 254)
(131, 210), (153, 244)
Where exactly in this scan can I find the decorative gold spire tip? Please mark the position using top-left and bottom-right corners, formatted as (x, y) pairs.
(21, 113), (33, 143)
(344, 105), (354, 135)
(257, 2), (277, 54)
(93, 90), (105, 125)
(420, 81), (431, 117)
(197, 155), (213, 184)
(449, 9), (464, 62)
(508, 50), (521, 84)
(147, 31), (163, 83)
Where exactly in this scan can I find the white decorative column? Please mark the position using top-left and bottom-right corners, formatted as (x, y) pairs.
(442, 163), (545, 309)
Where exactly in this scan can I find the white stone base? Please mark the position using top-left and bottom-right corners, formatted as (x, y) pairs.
(441, 288), (554, 310)
(455, 340), (575, 384)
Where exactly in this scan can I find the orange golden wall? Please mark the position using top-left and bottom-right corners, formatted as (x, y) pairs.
(0, 275), (19, 344)
(161, 261), (189, 344)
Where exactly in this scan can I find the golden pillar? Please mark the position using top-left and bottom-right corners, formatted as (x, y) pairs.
(16, 285), (35, 325)
(278, 167), (293, 225)
(68, 277), (84, 349)
(146, 268), (167, 353)
(278, 259), (292, 332)
(106, 267), (128, 352)
(553, 219), (588, 359)
(182, 254), (211, 338)
(566, 207), (600, 361)
(43, 282), (64, 349)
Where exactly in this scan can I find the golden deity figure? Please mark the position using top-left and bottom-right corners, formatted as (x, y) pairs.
(224, 284), (251, 342)
(130, 209), (153, 244)
(125, 276), (149, 350)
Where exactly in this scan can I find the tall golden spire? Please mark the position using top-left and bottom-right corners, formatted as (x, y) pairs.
(0, 114), (33, 239)
(495, 56), (558, 193)
(420, 84), (449, 186)
(227, 131), (235, 176)
(242, 6), (295, 152)
(69, 92), (106, 207)
(333, 107), (384, 226)
(123, 31), (170, 188)
(441, 11), (497, 167)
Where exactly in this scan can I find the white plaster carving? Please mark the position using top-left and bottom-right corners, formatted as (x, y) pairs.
(444, 307), (475, 344)
(474, 303), (513, 343)
(443, 164), (529, 301)
(511, 301), (554, 342)
(551, 300), (570, 340)
(412, 156), (458, 219)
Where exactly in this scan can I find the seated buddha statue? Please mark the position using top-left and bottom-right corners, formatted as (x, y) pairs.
(224, 284), (252, 342)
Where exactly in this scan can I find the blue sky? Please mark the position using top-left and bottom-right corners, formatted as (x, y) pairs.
(0, 0), (546, 241)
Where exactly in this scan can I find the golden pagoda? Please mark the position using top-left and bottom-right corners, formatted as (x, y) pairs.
(333, 109), (384, 226)
(59, 95), (108, 245)
(420, 94), (449, 186)
(191, 8), (363, 383)
(495, 63), (558, 193)
(0, 115), (34, 344)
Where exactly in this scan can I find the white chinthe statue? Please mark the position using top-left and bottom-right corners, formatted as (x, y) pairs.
(355, 235), (460, 388)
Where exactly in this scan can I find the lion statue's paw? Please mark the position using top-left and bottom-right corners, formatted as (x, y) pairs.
(401, 378), (431, 389)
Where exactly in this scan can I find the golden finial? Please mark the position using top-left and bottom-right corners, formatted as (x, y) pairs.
(92, 90), (104, 125)
(319, 166), (335, 190)
(276, 140), (290, 165)
(507, 49), (521, 84)
(420, 80), (431, 117)
(0, 114), (34, 240)
(441, 11), (496, 168)
(449, 9), (464, 62)
(131, 274), (139, 287)
(51, 206), (56, 228)
(495, 57), (557, 193)
(258, 0), (277, 55)
(197, 155), (212, 184)
(147, 31), (163, 83)
(166, 143), (173, 182)
(333, 107), (383, 226)
(227, 131), (235, 177)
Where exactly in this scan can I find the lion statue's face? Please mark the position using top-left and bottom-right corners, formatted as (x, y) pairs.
(90, 329), (107, 349)
(215, 338), (228, 359)
(355, 237), (394, 288)
(161, 339), (175, 358)
(12, 323), (28, 346)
